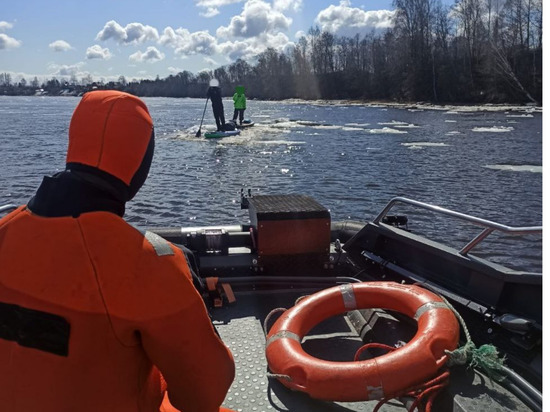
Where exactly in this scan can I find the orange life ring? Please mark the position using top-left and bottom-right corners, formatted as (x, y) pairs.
(265, 281), (459, 402)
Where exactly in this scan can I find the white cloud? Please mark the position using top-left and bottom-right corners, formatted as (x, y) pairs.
(315, 1), (395, 36)
(217, 39), (251, 60)
(125, 23), (159, 43)
(0, 33), (21, 50)
(273, 0), (302, 12)
(216, 0), (292, 39)
(96, 20), (159, 44)
(49, 40), (73, 52)
(218, 31), (293, 61)
(86, 45), (113, 60)
(129, 46), (165, 63)
(204, 57), (218, 66)
(48, 62), (87, 77)
(160, 27), (217, 56)
(0, 21), (14, 32)
(168, 66), (184, 74)
(201, 7), (220, 18)
(195, 0), (244, 17)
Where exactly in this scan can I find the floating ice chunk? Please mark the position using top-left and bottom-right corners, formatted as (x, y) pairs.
(402, 142), (448, 148)
(259, 140), (305, 145)
(311, 124), (342, 129)
(270, 121), (298, 128)
(296, 120), (324, 126)
(472, 126), (514, 132)
(484, 165), (542, 173)
(377, 120), (420, 128)
(366, 127), (408, 134)
(378, 120), (408, 126)
(394, 124), (420, 128)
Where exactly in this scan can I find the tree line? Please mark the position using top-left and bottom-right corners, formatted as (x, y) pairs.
(1, 0), (542, 104)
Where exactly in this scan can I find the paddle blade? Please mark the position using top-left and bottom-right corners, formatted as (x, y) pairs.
(195, 128), (201, 137)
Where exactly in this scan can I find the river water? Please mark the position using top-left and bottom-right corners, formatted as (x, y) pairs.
(0, 96), (542, 272)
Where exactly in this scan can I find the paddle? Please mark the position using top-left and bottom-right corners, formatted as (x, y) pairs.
(195, 97), (209, 137)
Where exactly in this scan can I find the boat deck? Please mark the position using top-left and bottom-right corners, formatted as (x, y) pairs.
(212, 289), (528, 412)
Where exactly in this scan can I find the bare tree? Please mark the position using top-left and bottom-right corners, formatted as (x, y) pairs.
(489, 41), (536, 102)
(0, 73), (12, 86)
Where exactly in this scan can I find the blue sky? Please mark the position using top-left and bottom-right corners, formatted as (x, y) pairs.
(1, 0), (425, 83)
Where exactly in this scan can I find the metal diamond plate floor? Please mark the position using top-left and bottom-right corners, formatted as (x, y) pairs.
(211, 290), (407, 412)
(211, 290), (528, 412)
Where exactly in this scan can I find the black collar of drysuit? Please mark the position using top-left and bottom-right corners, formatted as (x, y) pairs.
(27, 170), (126, 218)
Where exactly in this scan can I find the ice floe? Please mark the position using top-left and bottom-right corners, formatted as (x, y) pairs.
(345, 122), (370, 127)
(484, 164), (542, 173)
(394, 123), (420, 129)
(270, 119), (362, 131)
(258, 140), (306, 145)
(277, 99), (541, 114)
(310, 124), (343, 130)
(378, 120), (408, 126)
(295, 120), (324, 126)
(378, 120), (411, 127)
(472, 126), (514, 132)
(366, 127), (408, 134)
(401, 142), (448, 149)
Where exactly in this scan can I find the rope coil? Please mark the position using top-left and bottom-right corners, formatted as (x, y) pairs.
(437, 293), (507, 382)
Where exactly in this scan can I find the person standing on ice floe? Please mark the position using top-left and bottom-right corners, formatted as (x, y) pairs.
(232, 85), (246, 125)
(206, 78), (226, 131)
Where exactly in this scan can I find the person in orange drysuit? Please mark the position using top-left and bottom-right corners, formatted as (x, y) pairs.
(0, 90), (235, 412)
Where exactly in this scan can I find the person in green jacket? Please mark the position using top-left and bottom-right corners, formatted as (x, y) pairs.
(232, 86), (246, 125)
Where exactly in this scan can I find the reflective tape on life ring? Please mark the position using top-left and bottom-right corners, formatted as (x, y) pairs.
(340, 284), (357, 310)
(414, 301), (451, 320)
(265, 281), (459, 402)
(265, 330), (301, 347)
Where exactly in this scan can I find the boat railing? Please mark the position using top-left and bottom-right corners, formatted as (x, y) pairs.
(0, 205), (17, 215)
(373, 197), (542, 256)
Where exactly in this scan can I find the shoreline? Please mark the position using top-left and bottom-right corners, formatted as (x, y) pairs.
(0, 94), (542, 113)
(273, 98), (542, 113)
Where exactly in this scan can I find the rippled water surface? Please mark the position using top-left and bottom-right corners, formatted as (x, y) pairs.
(0, 96), (542, 271)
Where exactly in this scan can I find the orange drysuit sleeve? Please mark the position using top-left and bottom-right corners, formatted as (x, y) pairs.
(139, 263), (235, 411)
(136, 244), (235, 412)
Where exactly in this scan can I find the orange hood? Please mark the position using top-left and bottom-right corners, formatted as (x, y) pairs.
(66, 90), (154, 186)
